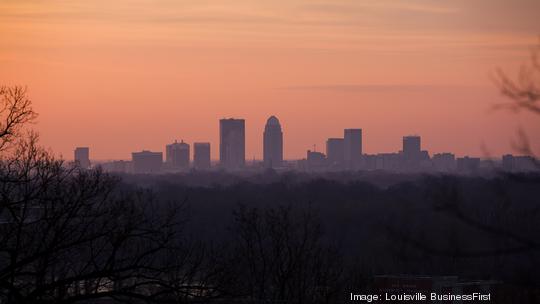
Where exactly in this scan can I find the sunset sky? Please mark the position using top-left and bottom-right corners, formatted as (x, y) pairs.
(1, 0), (539, 160)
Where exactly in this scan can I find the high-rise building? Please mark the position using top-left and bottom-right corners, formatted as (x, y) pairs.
(263, 116), (283, 168)
(326, 138), (344, 167)
(402, 135), (426, 170)
(344, 129), (362, 168)
(220, 118), (245, 170)
(403, 136), (421, 160)
(132, 150), (163, 174)
(194, 142), (211, 170)
(74, 147), (90, 169)
(166, 140), (190, 169)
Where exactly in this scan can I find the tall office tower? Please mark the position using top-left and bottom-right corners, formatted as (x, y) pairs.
(220, 118), (245, 170)
(132, 150), (163, 174)
(74, 147), (90, 169)
(344, 129), (362, 168)
(166, 140), (190, 169)
(194, 142), (211, 170)
(402, 135), (421, 161)
(263, 116), (283, 168)
(326, 138), (344, 167)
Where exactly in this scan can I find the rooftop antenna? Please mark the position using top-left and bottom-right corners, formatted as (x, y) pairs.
(313, 144), (317, 152)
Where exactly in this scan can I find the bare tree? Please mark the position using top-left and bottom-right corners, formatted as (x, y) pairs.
(227, 204), (343, 304)
(0, 86), (37, 152)
(493, 37), (540, 156)
(0, 87), (225, 303)
(385, 176), (540, 258)
(378, 39), (540, 303)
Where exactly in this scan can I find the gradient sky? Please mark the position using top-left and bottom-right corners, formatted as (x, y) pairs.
(1, 0), (539, 160)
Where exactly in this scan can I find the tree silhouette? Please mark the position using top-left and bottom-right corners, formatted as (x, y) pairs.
(493, 37), (540, 157)
(226, 204), (343, 304)
(0, 86), (37, 152)
(0, 87), (222, 303)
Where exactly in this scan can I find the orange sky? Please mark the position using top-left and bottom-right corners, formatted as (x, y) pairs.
(1, 0), (539, 160)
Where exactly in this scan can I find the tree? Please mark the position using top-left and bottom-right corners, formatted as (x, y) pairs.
(227, 204), (343, 304)
(0, 86), (37, 152)
(0, 86), (221, 303)
(493, 37), (540, 156)
(381, 41), (540, 302)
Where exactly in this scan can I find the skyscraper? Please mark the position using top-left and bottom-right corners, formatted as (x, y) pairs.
(344, 129), (362, 168)
(326, 138), (344, 167)
(194, 142), (211, 170)
(402, 135), (421, 161)
(165, 140), (190, 169)
(263, 115), (283, 168)
(220, 118), (245, 170)
(74, 147), (90, 169)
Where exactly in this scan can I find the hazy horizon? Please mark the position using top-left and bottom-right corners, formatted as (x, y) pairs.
(2, 0), (539, 160)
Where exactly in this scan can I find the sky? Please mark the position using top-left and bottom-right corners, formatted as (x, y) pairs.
(1, 0), (539, 160)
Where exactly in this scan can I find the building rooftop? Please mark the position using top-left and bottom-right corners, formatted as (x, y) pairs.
(266, 115), (280, 126)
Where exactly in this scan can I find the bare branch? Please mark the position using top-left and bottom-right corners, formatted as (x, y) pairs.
(0, 86), (38, 153)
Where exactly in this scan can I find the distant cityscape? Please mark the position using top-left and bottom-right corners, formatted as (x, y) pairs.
(73, 116), (538, 174)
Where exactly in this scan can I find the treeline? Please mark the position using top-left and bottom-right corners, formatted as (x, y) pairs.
(132, 171), (540, 286)
(5, 161), (540, 303)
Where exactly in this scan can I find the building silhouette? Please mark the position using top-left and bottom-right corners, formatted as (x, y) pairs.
(402, 136), (421, 161)
(344, 129), (362, 169)
(263, 116), (283, 168)
(132, 150), (162, 174)
(220, 118), (245, 170)
(326, 138), (344, 167)
(166, 140), (190, 170)
(502, 154), (536, 172)
(194, 142), (211, 170)
(100, 160), (128, 173)
(402, 135), (431, 170)
(432, 153), (456, 172)
(306, 150), (326, 170)
(456, 156), (480, 174)
(74, 147), (90, 169)
(375, 153), (401, 171)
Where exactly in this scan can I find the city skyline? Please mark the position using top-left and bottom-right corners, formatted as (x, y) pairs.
(76, 114), (537, 162)
(35, 88), (540, 161)
(79, 115), (537, 174)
